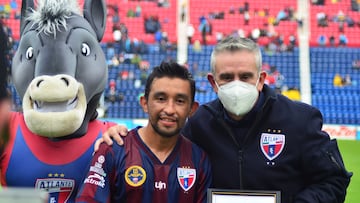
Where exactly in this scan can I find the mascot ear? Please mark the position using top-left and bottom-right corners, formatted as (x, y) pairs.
(83, 0), (107, 42)
(20, 0), (35, 37)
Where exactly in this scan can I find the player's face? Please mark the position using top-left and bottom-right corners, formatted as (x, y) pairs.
(140, 77), (196, 138)
(208, 50), (266, 92)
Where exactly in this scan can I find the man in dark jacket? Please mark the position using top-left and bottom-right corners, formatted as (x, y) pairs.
(101, 36), (352, 203)
(182, 36), (352, 202)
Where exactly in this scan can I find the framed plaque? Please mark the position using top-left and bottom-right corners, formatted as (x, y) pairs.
(208, 188), (281, 203)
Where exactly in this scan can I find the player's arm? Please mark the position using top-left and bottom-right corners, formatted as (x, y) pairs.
(294, 108), (352, 202)
(94, 125), (129, 152)
(76, 143), (116, 203)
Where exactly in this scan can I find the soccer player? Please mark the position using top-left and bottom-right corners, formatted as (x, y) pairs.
(76, 62), (212, 203)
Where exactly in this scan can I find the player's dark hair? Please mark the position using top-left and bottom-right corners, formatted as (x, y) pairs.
(144, 61), (196, 103)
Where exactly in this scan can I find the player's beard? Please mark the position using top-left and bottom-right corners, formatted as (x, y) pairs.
(149, 117), (181, 138)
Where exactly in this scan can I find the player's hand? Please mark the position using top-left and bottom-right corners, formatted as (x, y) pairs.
(94, 125), (129, 152)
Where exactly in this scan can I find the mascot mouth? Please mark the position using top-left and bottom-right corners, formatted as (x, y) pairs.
(23, 75), (87, 137)
(33, 97), (78, 112)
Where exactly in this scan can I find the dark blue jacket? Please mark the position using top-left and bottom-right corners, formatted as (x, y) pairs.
(182, 85), (352, 203)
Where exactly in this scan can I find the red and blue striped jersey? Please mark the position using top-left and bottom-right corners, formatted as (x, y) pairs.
(0, 112), (116, 203)
(76, 127), (212, 203)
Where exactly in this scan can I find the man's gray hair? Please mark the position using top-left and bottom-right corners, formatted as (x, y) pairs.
(210, 36), (262, 74)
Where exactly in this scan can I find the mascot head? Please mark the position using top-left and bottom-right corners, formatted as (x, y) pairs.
(11, 0), (107, 138)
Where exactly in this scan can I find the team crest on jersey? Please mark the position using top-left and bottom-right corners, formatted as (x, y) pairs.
(35, 178), (74, 203)
(177, 168), (196, 192)
(260, 133), (285, 161)
(125, 165), (146, 187)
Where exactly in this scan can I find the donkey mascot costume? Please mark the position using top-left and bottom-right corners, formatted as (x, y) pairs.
(0, 0), (116, 202)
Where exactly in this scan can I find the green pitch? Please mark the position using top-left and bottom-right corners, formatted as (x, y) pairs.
(338, 139), (360, 203)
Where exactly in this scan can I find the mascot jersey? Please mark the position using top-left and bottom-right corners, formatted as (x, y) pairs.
(0, 112), (115, 203)
(76, 127), (212, 203)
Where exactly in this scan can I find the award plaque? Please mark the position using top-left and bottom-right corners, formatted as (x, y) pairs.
(208, 188), (281, 203)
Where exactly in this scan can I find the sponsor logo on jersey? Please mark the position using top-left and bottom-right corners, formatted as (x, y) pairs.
(260, 133), (285, 161)
(154, 181), (167, 190)
(84, 173), (106, 188)
(35, 178), (74, 203)
(125, 165), (146, 187)
(177, 168), (196, 192)
(90, 155), (107, 177)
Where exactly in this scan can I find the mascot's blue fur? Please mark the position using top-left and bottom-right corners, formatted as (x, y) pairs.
(0, 0), (115, 202)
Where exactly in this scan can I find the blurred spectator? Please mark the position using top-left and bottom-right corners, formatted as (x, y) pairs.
(238, 1), (249, 14)
(193, 40), (202, 52)
(157, 0), (170, 8)
(329, 35), (336, 46)
(126, 8), (136, 18)
(282, 86), (301, 101)
(316, 11), (328, 27)
(135, 4), (142, 17)
(10, 0), (17, 10)
(154, 29), (162, 44)
(333, 73), (343, 87)
(352, 59), (360, 69)
(317, 34), (327, 46)
(198, 16), (210, 45)
(312, 0), (325, 5)
(342, 74), (352, 86)
(196, 81), (208, 93)
(288, 34), (296, 51)
(145, 15), (161, 34)
(215, 32), (223, 43)
(250, 28), (260, 41)
(339, 34), (348, 46)
(229, 6), (235, 14)
(276, 9), (288, 22)
(119, 23), (128, 39)
(186, 24), (195, 44)
(244, 1), (249, 12)
(244, 11), (250, 25)
(112, 26), (121, 43)
(131, 53), (142, 67)
(106, 79), (118, 103)
(180, 2), (187, 22)
(139, 60), (150, 71)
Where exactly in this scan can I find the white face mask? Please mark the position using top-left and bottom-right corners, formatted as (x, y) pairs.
(216, 80), (259, 116)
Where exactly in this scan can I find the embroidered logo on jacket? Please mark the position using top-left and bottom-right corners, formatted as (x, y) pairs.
(125, 165), (146, 187)
(35, 178), (74, 203)
(177, 167), (196, 192)
(260, 133), (285, 161)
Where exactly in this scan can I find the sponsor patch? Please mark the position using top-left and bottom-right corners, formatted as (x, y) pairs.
(125, 165), (146, 187)
(84, 173), (106, 188)
(177, 168), (196, 192)
(260, 133), (285, 161)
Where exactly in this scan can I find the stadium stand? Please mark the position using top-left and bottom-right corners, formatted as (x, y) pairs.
(1, 0), (360, 125)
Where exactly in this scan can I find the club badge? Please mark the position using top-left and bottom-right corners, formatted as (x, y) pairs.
(177, 167), (196, 192)
(260, 133), (285, 161)
(125, 165), (146, 187)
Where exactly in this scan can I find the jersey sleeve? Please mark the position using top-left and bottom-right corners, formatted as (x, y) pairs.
(76, 143), (117, 203)
(196, 150), (212, 203)
(294, 107), (352, 202)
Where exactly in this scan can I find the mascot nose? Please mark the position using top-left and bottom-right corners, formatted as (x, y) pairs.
(36, 77), (70, 88)
(29, 74), (80, 102)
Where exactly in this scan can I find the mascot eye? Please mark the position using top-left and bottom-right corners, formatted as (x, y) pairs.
(26, 47), (34, 60)
(81, 43), (91, 56)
